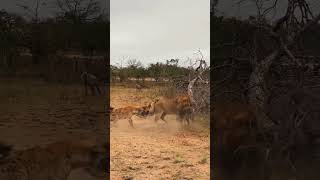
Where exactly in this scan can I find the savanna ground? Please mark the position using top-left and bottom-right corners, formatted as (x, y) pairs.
(110, 84), (210, 180)
(0, 77), (107, 180)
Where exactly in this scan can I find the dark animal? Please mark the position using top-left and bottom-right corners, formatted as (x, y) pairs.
(135, 83), (143, 91)
(135, 83), (148, 92)
(81, 72), (101, 96)
(0, 142), (11, 161)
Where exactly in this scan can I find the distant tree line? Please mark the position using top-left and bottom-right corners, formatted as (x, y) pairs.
(212, 14), (320, 63)
(0, 0), (109, 68)
(110, 59), (191, 83)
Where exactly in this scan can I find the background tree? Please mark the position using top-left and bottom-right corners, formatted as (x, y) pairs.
(54, 0), (102, 24)
(212, 1), (320, 179)
(53, 0), (107, 55)
(0, 10), (26, 70)
(17, 0), (48, 64)
(244, 0), (320, 127)
(126, 59), (143, 81)
(211, 0), (218, 16)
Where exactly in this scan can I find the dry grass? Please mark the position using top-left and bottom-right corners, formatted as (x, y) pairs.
(110, 83), (210, 180)
(110, 83), (210, 126)
(0, 77), (105, 110)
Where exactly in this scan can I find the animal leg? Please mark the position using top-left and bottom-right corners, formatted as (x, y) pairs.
(160, 112), (168, 123)
(155, 113), (160, 123)
(83, 76), (88, 96)
(186, 117), (190, 126)
(110, 118), (118, 128)
(185, 113), (191, 126)
(182, 117), (187, 126)
(176, 115), (182, 123)
(176, 113), (185, 127)
(128, 117), (134, 128)
(96, 85), (101, 95)
(185, 110), (194, 126)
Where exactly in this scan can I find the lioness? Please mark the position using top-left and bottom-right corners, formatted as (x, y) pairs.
(110, 104), (151, 128)
(213, 102), (257, 150)
(149, 94), (194, 125)
(0, 137), (107, 180)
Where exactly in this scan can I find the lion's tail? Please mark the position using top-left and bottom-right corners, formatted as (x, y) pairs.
(0, 142), (12, 160)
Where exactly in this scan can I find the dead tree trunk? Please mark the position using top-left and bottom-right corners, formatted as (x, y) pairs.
(248, 52), (280, 128)
(247, 0), (320, 128)
(187, 58), (209, 116)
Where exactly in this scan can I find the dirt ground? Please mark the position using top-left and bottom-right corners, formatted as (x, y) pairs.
(110, 86), (210, 180)
(0, 77), (107, 180)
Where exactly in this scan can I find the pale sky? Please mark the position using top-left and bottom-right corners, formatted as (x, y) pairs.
(0, 0), (108, 19)
(110, 0), (210, 67)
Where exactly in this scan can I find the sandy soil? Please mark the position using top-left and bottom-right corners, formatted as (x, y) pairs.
(0, 78), (107, 180)
(110, 86), (210, 180)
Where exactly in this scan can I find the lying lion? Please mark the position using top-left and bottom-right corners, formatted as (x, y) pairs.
(0, 137), (107, 180)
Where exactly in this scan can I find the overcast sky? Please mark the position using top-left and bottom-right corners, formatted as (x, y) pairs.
(0, 0), (108, 19)
(110, 0), (210, 67)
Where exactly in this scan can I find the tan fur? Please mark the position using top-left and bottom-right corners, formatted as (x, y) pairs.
(213, 102), (257, 150)
(110, 104), (151, 127)
(0, 137), (107, 180)
(149, 95), (194, 125)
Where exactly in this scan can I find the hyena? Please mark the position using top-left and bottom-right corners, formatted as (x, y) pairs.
(81, 72), (101, 96)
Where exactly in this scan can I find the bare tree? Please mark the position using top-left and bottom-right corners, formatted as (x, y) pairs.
(127, 59), (142, 68)
(54, 0), (102, 23)
(16, 0), (49, 65)
(243, 0), (320, 128)
(187, 50), (210, 115)
(211, 0), (219, 16)
(16, 0), (46, 23)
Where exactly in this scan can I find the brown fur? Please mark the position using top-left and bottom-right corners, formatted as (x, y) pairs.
(110, 104), (151, 127)
(213, 103), (271, 180)
(149, 95), (194, 125)
(0, 137), (107, 180)
(213, 102), (257, 151)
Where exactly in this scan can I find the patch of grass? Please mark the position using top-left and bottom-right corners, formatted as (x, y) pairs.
(198, 157), (207, 164)
(173, 159), (184, 164)
(173, 154), (185, 164)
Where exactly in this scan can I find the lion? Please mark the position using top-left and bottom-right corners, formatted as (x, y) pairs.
(110, 104), (151, 128)
(213, 102), (261, 180)
(213, 102), (257, 150)
(148, 94), (194, 125)
(0, 137), (107, 180)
